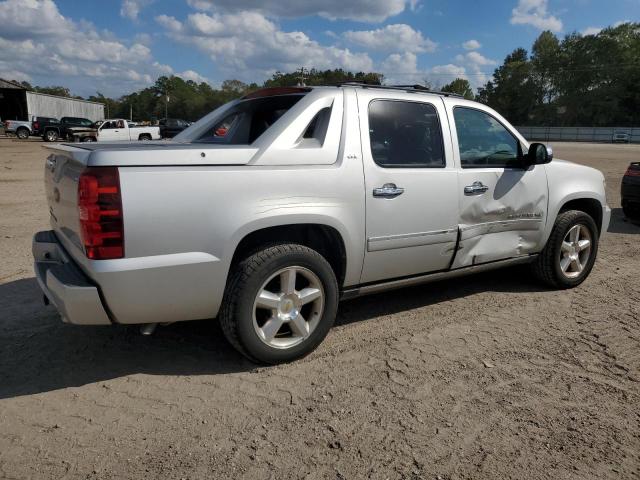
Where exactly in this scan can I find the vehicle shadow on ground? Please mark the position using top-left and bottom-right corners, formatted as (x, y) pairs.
(607, 207), (640, 234)
(0, 265), (546, 400)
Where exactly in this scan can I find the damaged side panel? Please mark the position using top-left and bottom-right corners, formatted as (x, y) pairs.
(452, 166), (548, 268)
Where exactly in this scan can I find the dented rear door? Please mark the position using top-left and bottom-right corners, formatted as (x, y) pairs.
(446, 103), (548, 268)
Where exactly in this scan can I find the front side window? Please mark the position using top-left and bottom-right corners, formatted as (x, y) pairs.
(454, 107), (521, 168)
(368, 100), (445, 168)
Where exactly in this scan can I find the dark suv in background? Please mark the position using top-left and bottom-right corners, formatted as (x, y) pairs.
(32, 117), (60, 138)
(42, 116), (94, 142)
(159, 118), (190, 139)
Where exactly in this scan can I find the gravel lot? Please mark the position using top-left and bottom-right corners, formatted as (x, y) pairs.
(0, 139), (638, 479)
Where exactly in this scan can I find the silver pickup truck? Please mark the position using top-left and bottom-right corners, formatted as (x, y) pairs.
(33, 84), (611, 363)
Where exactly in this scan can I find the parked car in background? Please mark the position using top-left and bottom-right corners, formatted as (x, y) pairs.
(622, 162), (640, 220)
(159, 118), (190, 138)
(32, 117), (60, 139)
(4, 119), (33, 139)
(33, 85), (611, 364)
(613, 131), (631, 143)
(42, 116), (94, 142)
(67, 118), (160, 142)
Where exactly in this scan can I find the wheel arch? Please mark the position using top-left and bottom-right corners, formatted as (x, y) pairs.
(557, 196), (603, 234)
(229, 223), (348, 287)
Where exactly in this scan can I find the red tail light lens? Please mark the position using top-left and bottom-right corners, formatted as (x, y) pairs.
(78, 167), (124, 259)
(33, 121), (39, 131)
(624, 166), (640, 177)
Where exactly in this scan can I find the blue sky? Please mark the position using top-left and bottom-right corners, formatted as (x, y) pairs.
(0, 0), (638, 97)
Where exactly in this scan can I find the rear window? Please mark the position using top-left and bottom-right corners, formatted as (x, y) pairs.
(192, 94), (305, 144)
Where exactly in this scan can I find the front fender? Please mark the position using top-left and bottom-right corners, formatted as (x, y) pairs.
(543, 159), (608, 243)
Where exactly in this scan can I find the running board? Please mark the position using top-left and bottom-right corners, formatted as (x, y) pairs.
(341, 255), (538, 300)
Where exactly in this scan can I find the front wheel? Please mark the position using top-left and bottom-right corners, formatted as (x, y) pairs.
(533, 210), (599, 289)
(220, 244), (339, 364)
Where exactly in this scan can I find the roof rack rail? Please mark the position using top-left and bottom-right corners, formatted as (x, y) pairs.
(337, 82), (464, 98)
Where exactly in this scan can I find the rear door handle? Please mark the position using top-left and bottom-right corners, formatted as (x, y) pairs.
(464, 181), (489, 195)
(373, 183), (405, 199)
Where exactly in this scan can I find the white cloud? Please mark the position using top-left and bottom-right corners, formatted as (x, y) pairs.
(0, 0), (206, 96)
(510, 0), (562, 32)
(380, 52), (421, 84)
(462, 39), (481, 50)
(120, 0), (154, 21)
(178, 69), (209, 83)
(581, 26), (602, 36)
(186, 0), (414, 22)
(343, 24), (436, 53)
(455, 51), (497, 67)
(156, 11), (374, 81)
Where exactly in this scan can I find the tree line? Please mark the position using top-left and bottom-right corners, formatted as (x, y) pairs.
(13, 22), (639, 126)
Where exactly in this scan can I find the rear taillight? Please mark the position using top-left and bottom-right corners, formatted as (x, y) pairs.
(78, 167), (124, 259)
(624, 166), (640, 177)
(33, 121), (39, 131)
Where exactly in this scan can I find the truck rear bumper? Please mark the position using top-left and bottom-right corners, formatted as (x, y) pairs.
(33, 230), (112, 325)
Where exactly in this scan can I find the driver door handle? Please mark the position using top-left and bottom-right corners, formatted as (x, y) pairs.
(373, 183), (405, 199)
(464, 181), (489, 195)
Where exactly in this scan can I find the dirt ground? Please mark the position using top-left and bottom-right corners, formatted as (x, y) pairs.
(0, 139), (638, 479)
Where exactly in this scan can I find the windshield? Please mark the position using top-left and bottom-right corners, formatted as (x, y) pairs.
(174, 94), (306, 144)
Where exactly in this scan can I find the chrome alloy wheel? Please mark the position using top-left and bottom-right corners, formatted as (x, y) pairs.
(252, 266), (324, 349)
(559, 224), (592, 278)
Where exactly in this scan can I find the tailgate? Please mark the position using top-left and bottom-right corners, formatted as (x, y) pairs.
(44, 145), (91, 256)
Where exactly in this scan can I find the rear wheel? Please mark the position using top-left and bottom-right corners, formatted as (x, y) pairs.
(533, 210), (599, 288)
(81, 136), (96, 143)
(139, 134), (152, 141)
(220, 244), (338, 364)
(44, 129), (58, 142)
(16, 127), (29, 140)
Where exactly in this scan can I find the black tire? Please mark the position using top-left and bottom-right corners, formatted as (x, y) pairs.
(44, 129), (58, 142)
(533, 210), (599, 289)
(81, 136), (96, 143)
(139, 134), (151, 141)
(220, 243), (339, 364)
(16, 127), (29, 140)
(622, 203), (640, 221)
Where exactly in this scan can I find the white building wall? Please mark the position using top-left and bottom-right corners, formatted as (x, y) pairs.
(26, 92), (104, 122)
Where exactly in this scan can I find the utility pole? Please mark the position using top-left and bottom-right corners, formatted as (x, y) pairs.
(296, 67), (308, 86)
(165, 94), (169, 119)
(130, 104), (133, 121)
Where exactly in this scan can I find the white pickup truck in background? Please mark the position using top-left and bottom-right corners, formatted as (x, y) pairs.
(68, 119), (160, 142)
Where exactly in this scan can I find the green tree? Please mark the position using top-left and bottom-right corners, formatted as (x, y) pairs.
(441, 78), (474, 99)
(477, 48), (537, 125)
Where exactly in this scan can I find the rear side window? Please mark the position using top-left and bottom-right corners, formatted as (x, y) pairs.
(368, 100), (445, 168)
(194, 94), (305, 144)
(453, 107), (521, 168)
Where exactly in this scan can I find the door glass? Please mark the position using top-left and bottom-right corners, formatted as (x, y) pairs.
(454, 107), (521, 168)
(368, 100), (445, 168)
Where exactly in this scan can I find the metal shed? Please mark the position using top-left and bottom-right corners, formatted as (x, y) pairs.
(0, 78), (104, 122)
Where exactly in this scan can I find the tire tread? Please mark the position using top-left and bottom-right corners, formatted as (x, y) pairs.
(533, 210), (597, 288)
(219, 243), (335, 363)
